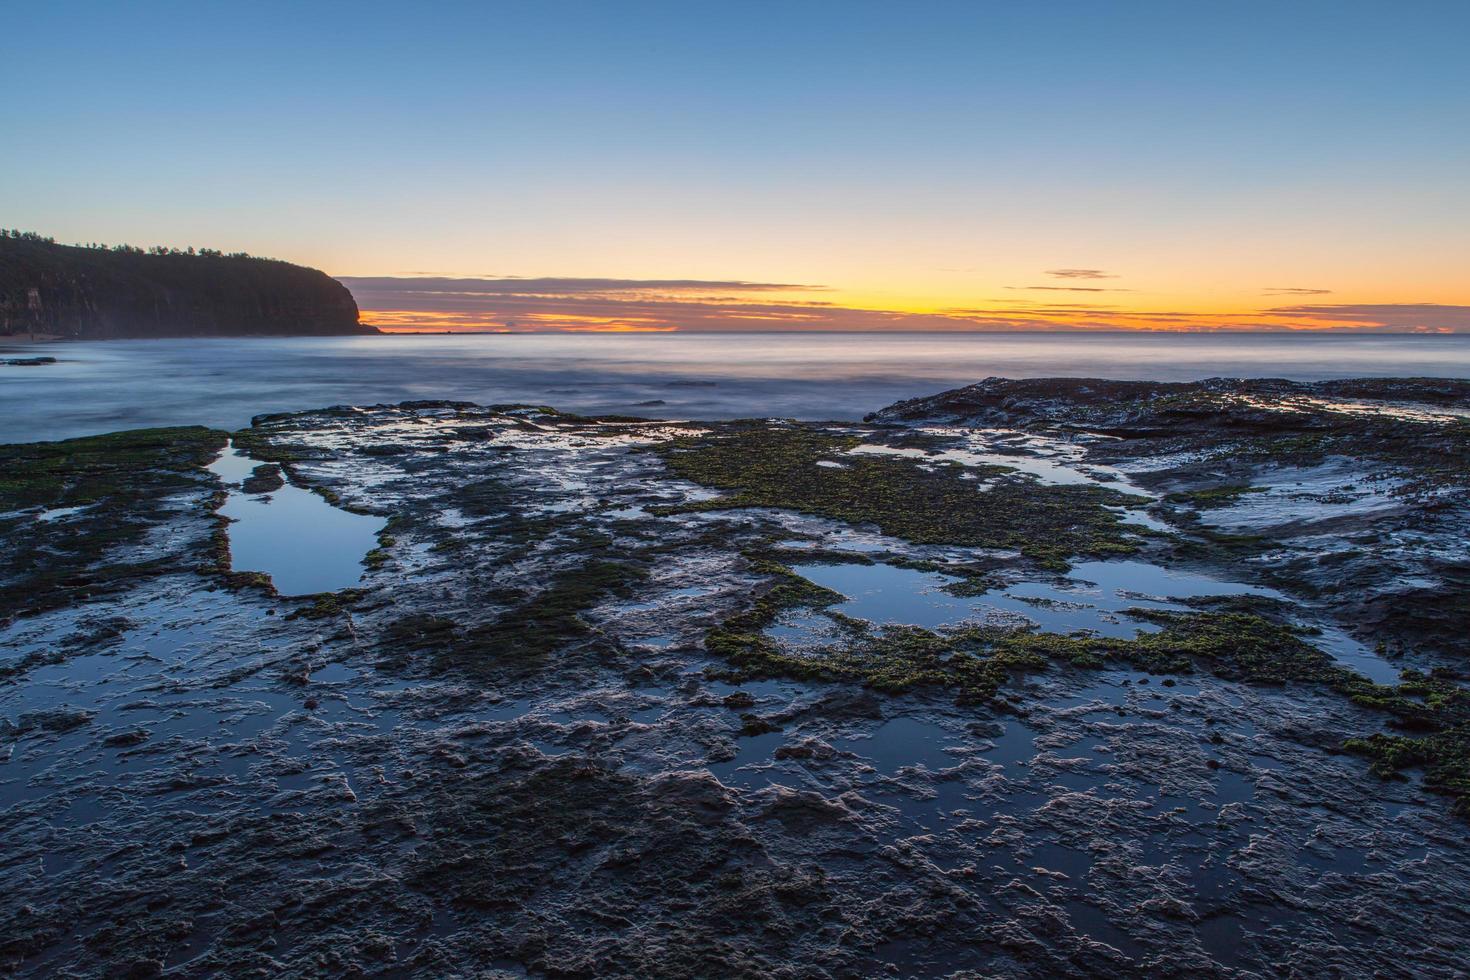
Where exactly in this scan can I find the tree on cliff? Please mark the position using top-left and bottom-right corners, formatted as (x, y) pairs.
(0, 233), (377, 339)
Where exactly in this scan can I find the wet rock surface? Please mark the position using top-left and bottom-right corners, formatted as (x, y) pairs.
(2, 379), (1469, 977)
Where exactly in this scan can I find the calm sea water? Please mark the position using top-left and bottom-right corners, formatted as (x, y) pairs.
(3, 332), (1469, 443)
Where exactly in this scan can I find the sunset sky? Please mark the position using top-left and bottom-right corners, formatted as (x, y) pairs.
(5, 1), (1468, 332)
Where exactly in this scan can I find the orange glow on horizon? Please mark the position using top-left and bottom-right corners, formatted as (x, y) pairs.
(359, 296), (1467, 335)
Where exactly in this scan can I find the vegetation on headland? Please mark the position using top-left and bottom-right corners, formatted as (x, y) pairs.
(1, 227), (273, 261)
(0, 231), (375, 338)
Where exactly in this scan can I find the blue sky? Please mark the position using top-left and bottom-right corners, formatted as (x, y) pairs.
(5, 1), (1468, 331)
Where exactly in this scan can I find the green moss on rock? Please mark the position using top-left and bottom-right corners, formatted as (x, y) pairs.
(706, 559), (1366, 700)
(379, 559), (650, 675)
(1164, 484), (1265, 508)
(655, 425), (1145, 569)
(1343, 670), (1470, 816)
(0, 426), (227, 617)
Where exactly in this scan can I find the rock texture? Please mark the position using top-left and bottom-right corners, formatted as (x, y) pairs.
(0, 238), (376, 338)
(2, 382), (1469, 977)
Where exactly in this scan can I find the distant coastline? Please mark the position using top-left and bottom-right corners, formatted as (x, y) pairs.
(0, 231), (377, 340)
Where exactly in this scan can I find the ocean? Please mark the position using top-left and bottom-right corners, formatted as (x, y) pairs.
(3, 331), (1469, 443)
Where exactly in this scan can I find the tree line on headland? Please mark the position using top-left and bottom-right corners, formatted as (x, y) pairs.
(2, 228), (268, 261)
(0, 232), (376, 339)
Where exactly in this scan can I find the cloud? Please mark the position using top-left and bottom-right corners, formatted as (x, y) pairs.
(336, 277), (1470, 334)
(339, 276), (820, 298)
(1264, 303), (1470, 333)
(1262, 287), (1333, 296)
(976, 303), (1122, 312)
(1005, 285), (1133, 293)
(1045, 268), (1115, 280)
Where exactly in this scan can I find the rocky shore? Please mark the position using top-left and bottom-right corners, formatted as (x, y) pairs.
(1, 377), (1467, 977)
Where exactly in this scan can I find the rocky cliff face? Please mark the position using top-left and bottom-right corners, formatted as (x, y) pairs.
(0, 238), (377, 338)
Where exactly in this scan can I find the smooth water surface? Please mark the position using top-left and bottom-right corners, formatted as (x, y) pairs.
(788, 559), (1400, 681)
(4, 332), (1470, 442)
(791, 560), (1279, 638)
(208, 445), (383, 596)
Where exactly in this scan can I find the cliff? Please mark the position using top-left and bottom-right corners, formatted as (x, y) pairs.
(0, 237), (377, 338)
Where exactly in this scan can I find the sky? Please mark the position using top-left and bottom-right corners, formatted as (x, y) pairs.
(4, 1), (1468, 333)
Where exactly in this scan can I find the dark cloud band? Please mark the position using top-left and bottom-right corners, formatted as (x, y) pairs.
(338, 277), (1470, 334)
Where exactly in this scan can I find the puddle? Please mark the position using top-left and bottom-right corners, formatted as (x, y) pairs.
(208, 444), (383, 596)
(1313, 625), (1403, 685)
(982, 721), (1038, 768)
(778, 559), (1401, 683)
(1053, 560), (1282, 605)
(793, 562), (1003, 632)
(206, 447), (259, 484)
(708, 729), (792, 790)
(836, 716), (955, 772)
(1215, 769), (1255, 805)
(790, 559), (1279, 639)
(1113, 505), (1173, 533)
(310, 663), (358, 684)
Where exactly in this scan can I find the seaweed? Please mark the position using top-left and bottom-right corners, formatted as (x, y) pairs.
(1164, 484), (1265, 509)
(0, 426), (225, 510)
(240, 464), (285, 495)
(707, 572), (1341, 702)
(287, 589), (368, 620)
(655, 425), (1145, 569)
(0, 426), (227, 617)
(379, 559), (650, 675)
(1343, 670), (1470, 816)
(707, 557), (1470, 813)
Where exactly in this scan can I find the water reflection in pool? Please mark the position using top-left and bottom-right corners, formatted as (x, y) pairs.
(782, 558), (1399, 681)
(791, 559), (1278, 639)
(208, 444), (383, 596)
